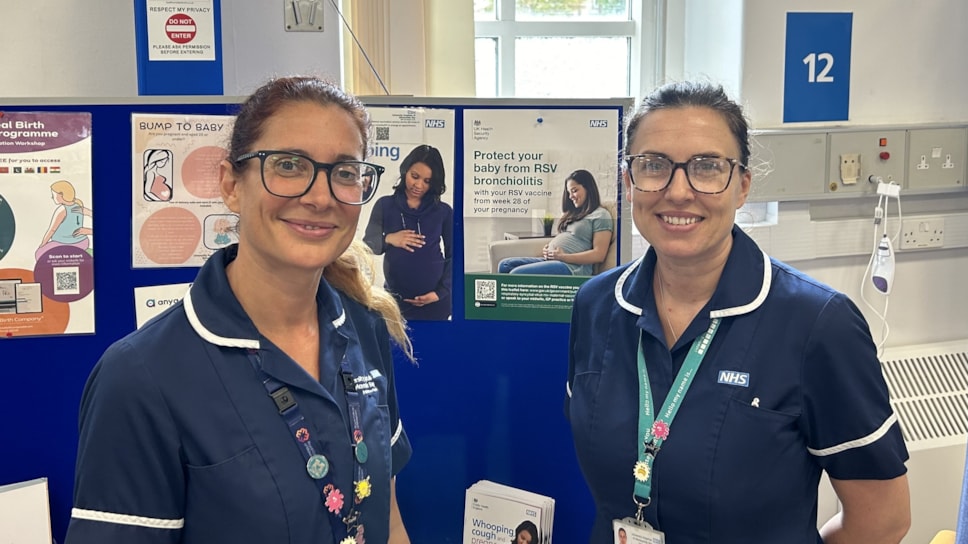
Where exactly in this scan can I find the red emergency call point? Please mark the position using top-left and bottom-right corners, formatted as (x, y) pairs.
(166, 13), (197, 44)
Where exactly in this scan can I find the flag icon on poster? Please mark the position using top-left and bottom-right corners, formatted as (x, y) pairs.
(50, 166), (60, 173)
(0, 167), (8, 174)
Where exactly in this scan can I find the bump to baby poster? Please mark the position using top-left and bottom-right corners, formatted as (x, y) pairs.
(0, 111), (95, 337)
(131, 113), (236, 268)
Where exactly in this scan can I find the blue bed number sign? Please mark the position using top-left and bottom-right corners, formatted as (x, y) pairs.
(783, 12), (853, 123)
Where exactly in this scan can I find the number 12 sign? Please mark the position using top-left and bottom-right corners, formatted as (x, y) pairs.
(783, 12), (853, 123)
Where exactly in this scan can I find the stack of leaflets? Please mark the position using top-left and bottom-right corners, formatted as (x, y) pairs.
(462, 480), (555, 544)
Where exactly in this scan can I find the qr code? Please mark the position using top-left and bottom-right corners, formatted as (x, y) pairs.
(375, 126), (390, 141)
(53, 266), (80, 295)
(474, 279), (497, 302)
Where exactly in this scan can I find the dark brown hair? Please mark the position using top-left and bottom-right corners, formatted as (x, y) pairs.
(625, 81), (751, 167)
(228, 76), (371, 169)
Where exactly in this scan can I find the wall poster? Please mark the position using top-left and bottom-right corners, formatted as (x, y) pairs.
(0, 111), (95, 337)
(357, 107), (457, 321)
(463, 109), (622, 322)
(131, 113), (235, 268)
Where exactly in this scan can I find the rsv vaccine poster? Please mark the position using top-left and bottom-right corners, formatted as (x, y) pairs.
(463, 109), (622, 322)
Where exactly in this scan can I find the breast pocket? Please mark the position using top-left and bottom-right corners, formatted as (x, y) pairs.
(717, 397), (800, 469)
(184, 446), (283, 542)
(711, 398), (813, 531)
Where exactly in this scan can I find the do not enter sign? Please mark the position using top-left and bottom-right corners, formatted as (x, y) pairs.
(166, 13), (196, 44)
(144, 1), (216, 64)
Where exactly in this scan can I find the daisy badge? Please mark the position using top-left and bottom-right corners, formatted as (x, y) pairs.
(339, 538), (357, 544)
(633, 461), (651, 482)
(355, 476), (372, 501)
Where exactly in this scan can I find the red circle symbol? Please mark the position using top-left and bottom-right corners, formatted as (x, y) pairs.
(166, 13), (196, 44)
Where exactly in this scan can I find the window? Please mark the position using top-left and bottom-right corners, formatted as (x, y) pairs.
(474, 0), (659, 98)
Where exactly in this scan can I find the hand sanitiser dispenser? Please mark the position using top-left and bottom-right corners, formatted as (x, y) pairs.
(871, 235), (895, 294)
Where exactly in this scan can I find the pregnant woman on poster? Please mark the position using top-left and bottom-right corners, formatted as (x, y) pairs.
(498, 169), (612, 275)
(364, 144), (453, 320)
(37, 179), (93, 260)
(143, 148), (173, 201)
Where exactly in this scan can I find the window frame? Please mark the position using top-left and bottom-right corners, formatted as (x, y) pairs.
(474, 0), (663, 98)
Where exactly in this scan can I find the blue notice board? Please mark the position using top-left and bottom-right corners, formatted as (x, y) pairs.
(783, 12), (853, 123)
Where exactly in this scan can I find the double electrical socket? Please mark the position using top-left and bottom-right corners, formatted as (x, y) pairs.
(900, 217), (945, 250)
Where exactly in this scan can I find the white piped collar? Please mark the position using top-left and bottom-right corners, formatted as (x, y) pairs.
(614, 231), (772, 319)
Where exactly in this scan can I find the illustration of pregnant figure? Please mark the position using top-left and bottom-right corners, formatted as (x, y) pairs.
(37, 179), (93, 260)
(143, 148), (174, 202)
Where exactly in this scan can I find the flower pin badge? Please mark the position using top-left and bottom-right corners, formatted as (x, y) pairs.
(633, 461), (651, 482)
(651, 420), (670, 440)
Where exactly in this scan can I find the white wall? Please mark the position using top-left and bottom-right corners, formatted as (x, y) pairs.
(680, 0), (744, 95)
(221, 2), (341, 96)
(739, 0), (968, 127)
(0, 1), (139, 97)
(0, 1), (343, 98)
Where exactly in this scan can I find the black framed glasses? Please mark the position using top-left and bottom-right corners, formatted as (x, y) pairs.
(624, 154), (745, 195)
(234, 150), (384, 205)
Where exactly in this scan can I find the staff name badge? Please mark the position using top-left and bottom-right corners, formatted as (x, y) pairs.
(613, 517), (665, 544)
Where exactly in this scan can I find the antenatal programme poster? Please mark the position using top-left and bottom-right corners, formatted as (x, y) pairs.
(0, 111), (95, 337)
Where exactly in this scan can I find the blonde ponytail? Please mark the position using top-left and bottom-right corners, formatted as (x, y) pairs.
(324, 240), (414, 361)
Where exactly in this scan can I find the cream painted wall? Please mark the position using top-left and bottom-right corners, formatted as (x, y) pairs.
(424, 0), (475, 97)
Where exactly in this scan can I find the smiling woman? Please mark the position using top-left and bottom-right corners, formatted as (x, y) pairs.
(566, 80), (911, 544)
(66, 76), (415, 544)
(496, 168), (613, 276)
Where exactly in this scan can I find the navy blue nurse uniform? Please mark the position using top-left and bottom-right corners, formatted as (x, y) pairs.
(566, 226), (908, 544)
(66, 244), (412, 544)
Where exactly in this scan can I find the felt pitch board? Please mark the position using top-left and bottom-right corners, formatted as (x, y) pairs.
(0, 95), (632, 543)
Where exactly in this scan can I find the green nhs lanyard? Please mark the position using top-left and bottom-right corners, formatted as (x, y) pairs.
(632, 317), (721, 521)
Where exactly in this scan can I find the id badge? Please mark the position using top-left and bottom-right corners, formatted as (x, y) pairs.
(612, 517), (665, 544)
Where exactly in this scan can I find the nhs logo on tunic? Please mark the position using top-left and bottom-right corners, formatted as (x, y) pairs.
(717, 370), (750, 387)
(425, 119), (446, 128)
(588, 119), (608, 127)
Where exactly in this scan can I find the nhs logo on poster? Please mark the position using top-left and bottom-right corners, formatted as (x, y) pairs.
(425, 119), (446, 128)
(589, 119), (608, 127)
(717, 370), (750, 387)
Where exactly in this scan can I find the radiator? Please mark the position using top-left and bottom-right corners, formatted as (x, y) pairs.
(883, 340), (968, 544)
(816, 340), (968, 543)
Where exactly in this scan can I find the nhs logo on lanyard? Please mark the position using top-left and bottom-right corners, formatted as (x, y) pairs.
(717, 370), (750, 387)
